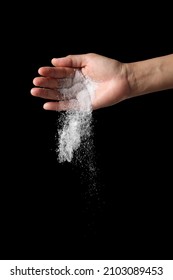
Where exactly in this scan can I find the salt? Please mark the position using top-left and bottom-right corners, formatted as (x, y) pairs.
(56, 70), (96, 163)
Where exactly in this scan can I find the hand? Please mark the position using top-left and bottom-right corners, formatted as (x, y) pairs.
(31, 53), (130, 110)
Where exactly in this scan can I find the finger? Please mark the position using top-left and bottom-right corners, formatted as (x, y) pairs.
(51, 54), (87, 68)
(31, 87), (63, 100)
(43, 100), (79, 111)
(38, 66), (75, 78)
(33, 77), (59, 89)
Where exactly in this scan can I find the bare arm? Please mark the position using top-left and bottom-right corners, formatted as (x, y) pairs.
(127, 54), (173, 98)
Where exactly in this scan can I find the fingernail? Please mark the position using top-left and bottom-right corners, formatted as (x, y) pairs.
(43, 103), (49, 110)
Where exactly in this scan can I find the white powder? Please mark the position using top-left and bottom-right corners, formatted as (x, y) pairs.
(56, 70), (96, 163)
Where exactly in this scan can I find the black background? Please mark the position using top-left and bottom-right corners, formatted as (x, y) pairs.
(1, 3), (173, 260)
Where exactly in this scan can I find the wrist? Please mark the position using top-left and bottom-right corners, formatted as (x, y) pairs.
(124, 62), (137, 99)
(125, 59), (161, 98)
(125, 60), (154, 99)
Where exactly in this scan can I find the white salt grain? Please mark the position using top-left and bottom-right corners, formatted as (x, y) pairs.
(57, 70), (96, 163)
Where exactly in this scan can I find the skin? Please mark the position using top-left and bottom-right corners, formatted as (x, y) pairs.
(31, 53), (173, 111)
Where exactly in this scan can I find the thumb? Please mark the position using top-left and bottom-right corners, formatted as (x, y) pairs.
(51, 54), (87, 68)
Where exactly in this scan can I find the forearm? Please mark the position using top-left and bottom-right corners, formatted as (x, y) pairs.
(126, 54), (173, 98)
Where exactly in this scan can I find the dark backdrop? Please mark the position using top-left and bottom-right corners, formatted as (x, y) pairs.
(1, 3), (173, 260)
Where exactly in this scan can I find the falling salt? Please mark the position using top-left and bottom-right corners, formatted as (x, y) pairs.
(56, 70), (104, 230)
(56, 70), (96, 163)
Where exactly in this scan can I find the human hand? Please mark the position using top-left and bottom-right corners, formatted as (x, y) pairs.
(31, 53), (130, 110)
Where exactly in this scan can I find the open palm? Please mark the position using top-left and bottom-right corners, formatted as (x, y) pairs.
(31, 53), (130, 110)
